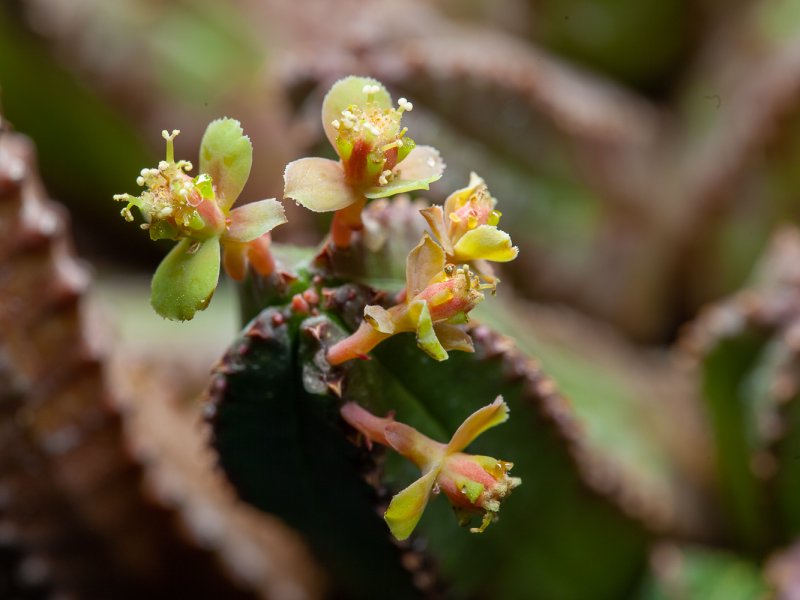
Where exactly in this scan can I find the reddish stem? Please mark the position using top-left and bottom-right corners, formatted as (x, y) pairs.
(327, 321), (390, 365)
(248, 234), (276, 277)
(331, 196), (367, 248)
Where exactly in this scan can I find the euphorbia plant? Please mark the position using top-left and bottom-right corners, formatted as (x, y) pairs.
(114, 77), (521, 534)
(113, 77), (672, 599)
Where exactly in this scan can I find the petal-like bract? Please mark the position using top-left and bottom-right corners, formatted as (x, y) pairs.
(284, 157), (359, 212)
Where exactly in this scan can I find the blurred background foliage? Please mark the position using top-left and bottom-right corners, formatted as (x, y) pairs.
(4, 0), (800, 597)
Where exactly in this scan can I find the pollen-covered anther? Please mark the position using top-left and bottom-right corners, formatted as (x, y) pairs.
(398, 97), (413, 112)
(331, 119), (341, 130)
(378, 169), (393, 186)
(161, 129), (180, 141)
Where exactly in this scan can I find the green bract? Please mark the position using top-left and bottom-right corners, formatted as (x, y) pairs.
(200, 118), (253, 211)
(151, 237), (220, 321)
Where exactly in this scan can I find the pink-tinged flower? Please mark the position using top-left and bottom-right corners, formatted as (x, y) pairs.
(283, 76), (444, 247)
(341, 397), (521, 540)
(326, 234), (492, 364)
(420, 173), (518, 281)
(114, 120), (286, 320)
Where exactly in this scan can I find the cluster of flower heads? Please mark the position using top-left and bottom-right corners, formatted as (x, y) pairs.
(325, 173), (518, 365)
(114, 119), (286, 321)
(341, 397), (521, 540)
(284, 76), (444, 248)
(114, 76), (520, 539)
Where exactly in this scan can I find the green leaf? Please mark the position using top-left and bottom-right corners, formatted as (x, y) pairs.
(681, 228), (800, 548)
(775, 389), (800, 537)
(151, 237), (220, 321)
(213, 271), (648, 598)
(199, 117), (252, 211)
(636, 545), (768, 600)
(207, 308), (422, 599)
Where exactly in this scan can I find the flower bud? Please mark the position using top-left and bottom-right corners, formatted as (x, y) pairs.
(438, 453), (521, 533)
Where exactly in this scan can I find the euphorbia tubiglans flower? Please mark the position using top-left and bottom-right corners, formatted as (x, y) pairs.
(114, 119), (286, 321)
(326, 234), (492, 364)
(341, 397), (521, 540)
(283, 76), (444, 248)
(420, 172), (518, 281)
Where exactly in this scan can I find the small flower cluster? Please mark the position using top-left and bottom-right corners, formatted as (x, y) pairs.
(326, 176), (517, 364)
(115, 119), (286, 320)
(326, 233), (493, 364)
(284, 76), (444, 248)
(116, 130), (224, 241)
(341, 397), (521, 539)
(114, 76), (521, 540)
(422, 172), (518, 282)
